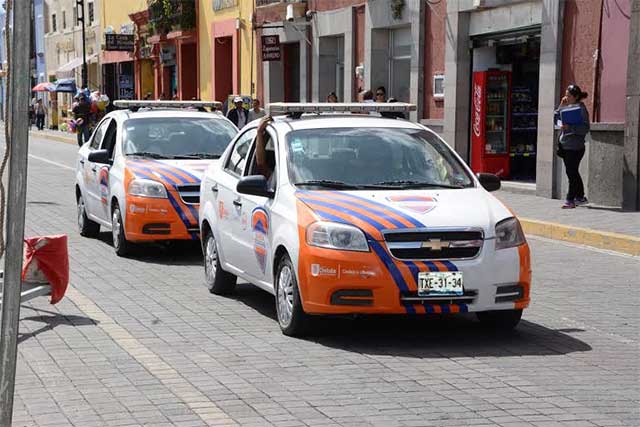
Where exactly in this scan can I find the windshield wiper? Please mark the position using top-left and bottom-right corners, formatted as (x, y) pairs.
(373, 180), (465, 189)
(295, 180), (363, 190)
(179, 153), (222, 159)
(126, 152), (170, 159)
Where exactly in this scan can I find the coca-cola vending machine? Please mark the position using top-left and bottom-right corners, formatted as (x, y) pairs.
(471, 70), (512, 177)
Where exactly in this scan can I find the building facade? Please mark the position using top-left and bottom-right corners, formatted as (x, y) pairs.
(44, 0), (102, 88)
(100, 0), (146, 102)
(198, 0), (255, 105)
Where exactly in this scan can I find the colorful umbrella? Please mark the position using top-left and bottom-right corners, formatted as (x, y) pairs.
(32, 82), (55, 92)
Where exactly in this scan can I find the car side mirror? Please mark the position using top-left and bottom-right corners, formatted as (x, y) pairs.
(237, 175), (274, 199)
(477, 173), (501, 192)
(88, 149), (111, 164)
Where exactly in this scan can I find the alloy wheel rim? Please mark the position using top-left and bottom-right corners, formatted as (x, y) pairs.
(277, 265), (294, 327)
(77, 197), (85, 230)
(112, 209), (120, 248)
(205, 235), (217, 285)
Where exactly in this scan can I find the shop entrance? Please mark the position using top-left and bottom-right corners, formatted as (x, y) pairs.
(471, 29), (541, 181)
(214, 36), (233, 103)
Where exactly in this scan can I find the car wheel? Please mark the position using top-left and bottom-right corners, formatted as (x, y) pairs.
(111, 203), (133, 257)
(476, 309), (523, 330)
(204, 231), (236, 295)
(275, 254), (312, 337)
(77, 194), (100, 237)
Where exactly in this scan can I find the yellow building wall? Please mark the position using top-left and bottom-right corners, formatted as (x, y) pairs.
(198, 0), (256, 101)
(141, 59), (155, 98)
(101, 0), (148, 32)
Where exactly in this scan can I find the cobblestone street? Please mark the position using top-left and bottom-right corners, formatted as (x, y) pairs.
(6, 137), (640, 427)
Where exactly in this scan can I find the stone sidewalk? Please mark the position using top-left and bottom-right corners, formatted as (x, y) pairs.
(495, 191), (640, 256)
(495, 191), (639, 238)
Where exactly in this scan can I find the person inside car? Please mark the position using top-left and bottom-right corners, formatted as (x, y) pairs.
(256, 115), (276, 189)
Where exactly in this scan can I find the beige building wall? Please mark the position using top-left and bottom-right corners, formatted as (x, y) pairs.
(44, 0), (102, 88)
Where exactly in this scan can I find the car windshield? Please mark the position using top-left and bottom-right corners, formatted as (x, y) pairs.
(122, 117), (237, 159)
(286, 127), (473, 189)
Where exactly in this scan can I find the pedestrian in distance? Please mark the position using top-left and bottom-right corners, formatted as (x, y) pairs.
(248, 98), (266, 122)
(144, 92), (152, 100)
(227, 96), (249, 129)
(72, 94), (91, 147)
(326, 92), (338, 103)
(556, 84), (590, 209)
(35, 99), (47, 130)
(360, 90), (374, 103)
(375, 86), (387, 103)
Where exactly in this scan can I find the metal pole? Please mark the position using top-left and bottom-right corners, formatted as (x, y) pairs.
(77, 0), (87, 88)
(0, 0), (32, 424)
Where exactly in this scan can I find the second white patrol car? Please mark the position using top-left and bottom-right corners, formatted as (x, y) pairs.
(199, 102), (531, 336)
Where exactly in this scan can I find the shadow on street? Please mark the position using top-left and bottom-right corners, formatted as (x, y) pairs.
(95, 231), (203, 266)
(228, 283), (592, 358)
(18, 313), (97, 344)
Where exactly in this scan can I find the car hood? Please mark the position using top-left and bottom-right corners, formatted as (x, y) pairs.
(295, 188), (511, 240)
(126, 158), (216, 186)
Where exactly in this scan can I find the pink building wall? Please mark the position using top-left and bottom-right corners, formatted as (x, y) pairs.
(598, 0), (631, 122)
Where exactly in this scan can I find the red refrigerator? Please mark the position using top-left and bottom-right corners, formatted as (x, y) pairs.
(471, 70), (511, 178)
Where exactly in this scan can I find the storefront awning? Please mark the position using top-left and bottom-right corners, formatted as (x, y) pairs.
(56, 54), (98, 77)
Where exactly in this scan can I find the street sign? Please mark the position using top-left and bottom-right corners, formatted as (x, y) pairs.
(118, 74), (134, 100)
(261, 35), (281, 62)
(105, 34), (135, 52)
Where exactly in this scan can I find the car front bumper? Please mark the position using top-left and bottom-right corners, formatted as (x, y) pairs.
(297, 240), (531, 315)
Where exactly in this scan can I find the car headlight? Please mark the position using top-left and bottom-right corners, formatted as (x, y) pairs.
(495, 217), (526, 250)
(127, 179), (168, 199)
(306, 221), (369, 252)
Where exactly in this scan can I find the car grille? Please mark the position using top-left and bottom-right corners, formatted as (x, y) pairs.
(176, 184), (200, 205)
(384, 230), (483, 260)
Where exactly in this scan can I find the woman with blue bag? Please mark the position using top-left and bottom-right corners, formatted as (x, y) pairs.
(556, 84), (590, 209)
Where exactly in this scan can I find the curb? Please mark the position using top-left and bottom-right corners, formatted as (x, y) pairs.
(30, 131), (77, 145)
(520, 218), (640, 256)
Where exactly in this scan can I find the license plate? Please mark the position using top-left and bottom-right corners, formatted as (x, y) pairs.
(418, 271), (464, 296)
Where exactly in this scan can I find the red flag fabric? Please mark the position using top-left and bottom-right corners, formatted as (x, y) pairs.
(21, 235), (69, 304)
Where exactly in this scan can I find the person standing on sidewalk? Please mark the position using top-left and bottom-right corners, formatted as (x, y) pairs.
(35, 99), (47, 130)
(248, 98), (266, 122)
(557, 84), (590, 209)
(73, 94), (91, 147)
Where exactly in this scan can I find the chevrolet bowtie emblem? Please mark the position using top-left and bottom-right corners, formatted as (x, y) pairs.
(421, 238), (450, 251)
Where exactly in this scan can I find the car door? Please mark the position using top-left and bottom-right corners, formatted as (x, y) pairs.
(216, 128), (257, 271)
(94, 119), (119, 223)
(234, 129), (278, 285)
(83, 118), (111, 218)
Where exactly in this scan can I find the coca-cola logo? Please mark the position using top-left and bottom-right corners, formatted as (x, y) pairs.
(473, 84), (482, 137)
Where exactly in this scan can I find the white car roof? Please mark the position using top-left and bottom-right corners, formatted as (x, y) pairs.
(268, 115), (425, 133)
(107, 109), (230, 122)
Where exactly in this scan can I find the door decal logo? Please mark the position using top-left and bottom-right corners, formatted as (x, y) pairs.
(386, 195), (437, 214)
(252, 208), (269, 274)
(99, 168), (109, 205)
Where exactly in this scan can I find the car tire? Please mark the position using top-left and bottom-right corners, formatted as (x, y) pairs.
(476, 309), (523, 330)
(203, 231), (236, 295)
(77, 194), (100, 238)
(275, 254), (312, 337)
(111, 203), (133, 257)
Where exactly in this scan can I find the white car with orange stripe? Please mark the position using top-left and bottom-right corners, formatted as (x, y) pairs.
(75, 101), (238, 256)
(199, 103), (531, 336)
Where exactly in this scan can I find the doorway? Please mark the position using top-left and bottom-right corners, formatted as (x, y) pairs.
(214, 36), (233, 103)
(319, 36), (344, 101)
(283, 42), (300, 102)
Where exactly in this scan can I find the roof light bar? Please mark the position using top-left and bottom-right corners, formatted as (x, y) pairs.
(268, 102), (417, 115)
(113, 100), (223, 110)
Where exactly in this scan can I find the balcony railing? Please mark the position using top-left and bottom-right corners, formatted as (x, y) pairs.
(148, 0), (195, 35)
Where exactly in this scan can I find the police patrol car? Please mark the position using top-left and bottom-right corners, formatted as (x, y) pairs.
(199, 102), (531, 336)
(75, 101), (238, 256)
